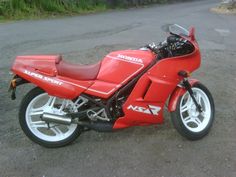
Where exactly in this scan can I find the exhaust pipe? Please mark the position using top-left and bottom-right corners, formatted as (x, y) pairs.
(42, 113), (72, 125)
(41, 113), (114, 132)
(77, 121), (113, 132)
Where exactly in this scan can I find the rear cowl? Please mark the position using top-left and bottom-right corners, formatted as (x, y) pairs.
(11, 55), (92, 99)
(11, 55), (62, 76)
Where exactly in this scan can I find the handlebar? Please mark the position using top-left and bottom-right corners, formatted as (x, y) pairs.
(145, 34), (191, 59)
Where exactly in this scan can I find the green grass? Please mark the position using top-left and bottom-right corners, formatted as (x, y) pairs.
(0, 0), (171, 21)
(0, 0), (107, 20)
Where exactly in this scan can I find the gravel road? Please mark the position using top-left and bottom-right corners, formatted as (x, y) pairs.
(0, 0), (236, 176)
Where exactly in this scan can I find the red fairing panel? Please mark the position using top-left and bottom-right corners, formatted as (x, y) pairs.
(113, 42), (201, 129)
(12, 51), (155, 99)
(14, 55), (62, 76)
(84, 50), (156, 98)
(11, 55), (92, 99)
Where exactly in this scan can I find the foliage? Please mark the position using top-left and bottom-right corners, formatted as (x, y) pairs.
(0, 0), (172, 20)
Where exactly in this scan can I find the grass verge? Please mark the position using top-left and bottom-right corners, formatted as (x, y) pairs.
(0, 0), (107, 21)
(0, 0), (188, 22)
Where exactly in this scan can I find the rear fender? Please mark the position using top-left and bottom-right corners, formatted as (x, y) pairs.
(168, 79), (199, 112)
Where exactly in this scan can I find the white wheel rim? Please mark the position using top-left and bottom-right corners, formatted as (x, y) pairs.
(25, 93), (77, 142)
(180, 88), (211, 133)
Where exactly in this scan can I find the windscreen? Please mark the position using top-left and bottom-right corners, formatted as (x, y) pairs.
(162, 24), (189, 37)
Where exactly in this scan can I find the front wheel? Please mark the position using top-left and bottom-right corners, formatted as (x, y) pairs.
(19, 87), (83, 148)
(171, 83), (215, 140)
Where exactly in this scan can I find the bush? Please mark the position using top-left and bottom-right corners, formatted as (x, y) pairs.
(0, 0), (172, 20)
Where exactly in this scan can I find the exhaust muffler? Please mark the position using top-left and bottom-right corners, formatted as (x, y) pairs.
(41, 112), (114, 132)
(42, 113), (72, 125)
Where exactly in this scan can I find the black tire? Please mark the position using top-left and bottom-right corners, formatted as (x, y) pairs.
(19, 87), (83, 148)
(171, 83), (215, 140)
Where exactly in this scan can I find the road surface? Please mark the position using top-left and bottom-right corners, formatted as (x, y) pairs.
(0, 0), (236, 176)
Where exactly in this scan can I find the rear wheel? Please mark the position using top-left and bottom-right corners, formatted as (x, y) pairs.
(19, 87), (83, 148)
(171, 83), (215, 140)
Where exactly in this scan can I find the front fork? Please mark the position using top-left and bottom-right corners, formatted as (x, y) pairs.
(178, 70), (202, 113)
(182, 78), (202, 113)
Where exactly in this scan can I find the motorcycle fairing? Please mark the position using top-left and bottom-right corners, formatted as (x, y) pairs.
(113, 41), (200, 129)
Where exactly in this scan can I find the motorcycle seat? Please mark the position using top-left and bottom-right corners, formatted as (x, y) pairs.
(56, 60), (101, 80)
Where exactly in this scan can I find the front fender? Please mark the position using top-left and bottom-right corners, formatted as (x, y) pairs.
(168, 79), (199, 112)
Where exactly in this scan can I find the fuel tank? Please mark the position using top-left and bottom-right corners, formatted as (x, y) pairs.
(84, 50), (156, 98)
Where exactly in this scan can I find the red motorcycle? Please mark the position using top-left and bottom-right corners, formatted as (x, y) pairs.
(9, 24), (215, 148)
